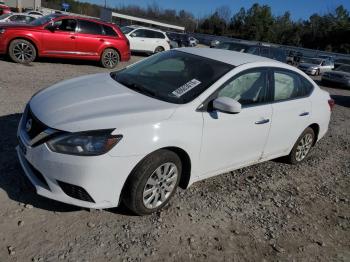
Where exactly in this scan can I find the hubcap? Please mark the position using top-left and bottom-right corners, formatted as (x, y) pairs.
(13, 42), (34, 62)
(295, 133), (313, 161)
(103, 51), (118, 68)
(142, 162), (178, 209)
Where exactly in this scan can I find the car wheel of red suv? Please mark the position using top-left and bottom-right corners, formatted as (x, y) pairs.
(9, 39), (37, 64)
(101, 48), (119, 69)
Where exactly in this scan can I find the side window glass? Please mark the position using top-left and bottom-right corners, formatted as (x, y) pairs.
(9, 15), (18, 21)
(218, 71), (267, 105)
(273, 71), (303, 101)
(133, 29), (145, 37)
(78, 20), (103, 35)
(54, 19), (77, 32)
(103, 25), (117, 36)
(145, 30), (155, 38)
(300, 77), (314, 96)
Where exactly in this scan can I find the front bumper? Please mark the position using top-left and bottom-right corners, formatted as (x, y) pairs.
(17, 119), (143, 209)
(299, 67), (317, 75)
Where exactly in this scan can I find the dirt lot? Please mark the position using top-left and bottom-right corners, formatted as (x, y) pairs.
(0, 55), (349, 262)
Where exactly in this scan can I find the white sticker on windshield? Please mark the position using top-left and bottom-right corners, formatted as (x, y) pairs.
(172, 79), (201, 98)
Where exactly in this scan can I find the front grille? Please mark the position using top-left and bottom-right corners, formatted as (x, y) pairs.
(22, 106), (48, 140)
(57, 181), (95, 203)
(24, 158), (50, 190)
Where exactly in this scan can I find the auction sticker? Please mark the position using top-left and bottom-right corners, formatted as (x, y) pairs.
(172, 79), (201, 98)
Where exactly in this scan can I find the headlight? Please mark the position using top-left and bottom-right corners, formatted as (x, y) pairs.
(47, 129), (122, 156)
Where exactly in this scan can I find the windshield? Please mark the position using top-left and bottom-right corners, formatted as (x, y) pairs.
(301, 58), (322, 65)
(0, 13), (11, 20)
(111, 50), (234, 104)
(217, 42), (249, 52)
(121, 26), (133, 34)
(30, 14), (62, 26)
(337, 65), (350, 73)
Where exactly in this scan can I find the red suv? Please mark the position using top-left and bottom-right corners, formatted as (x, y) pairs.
(0, 14), (130, 68)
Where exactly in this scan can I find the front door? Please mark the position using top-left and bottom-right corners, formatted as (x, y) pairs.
(199, 68), (272, 177)
(41, 18), (77, 55)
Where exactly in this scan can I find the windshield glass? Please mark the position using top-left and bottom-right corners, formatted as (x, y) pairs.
(30, 14), (61, 26)
(337, 65), (350, 73)
(111, 50), (234, 104)
(301, 58), (322, 65)
(217, 42), (249, 52)
(121, 26), (133, 34)
(0, 13), (11, 20)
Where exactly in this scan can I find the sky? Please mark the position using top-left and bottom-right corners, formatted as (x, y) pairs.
(85, 0), (350, 20)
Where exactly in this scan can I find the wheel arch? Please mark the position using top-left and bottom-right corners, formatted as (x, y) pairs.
(308, 123), (320, 146)
(7, 36), (39, 56)
(120, 146), (192, 204)
(101, 46), (121, 59)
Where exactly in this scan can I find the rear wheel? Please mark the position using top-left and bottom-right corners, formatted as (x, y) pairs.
(101, 48), (119, 69)
(154, 46), (164, 54)
(287, 127), (315, 164)
(9, 39), (37, 64)
(122, 150), (182, 215)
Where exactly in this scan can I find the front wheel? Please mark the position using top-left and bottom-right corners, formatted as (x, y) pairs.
(122, 150), (182, 215)
(154, 46), (165, 54)
(9, 39), (37, 64)
(287, 127), (315, 164)
(101, 48), (119, 69)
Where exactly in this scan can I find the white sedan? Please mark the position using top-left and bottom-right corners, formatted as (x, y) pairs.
(0, 13), (36, 24)
(17, 48), (333, 215)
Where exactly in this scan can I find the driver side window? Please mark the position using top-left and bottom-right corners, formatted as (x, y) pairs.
(53, 19), (77, 32)
(218, 70), (268, 106)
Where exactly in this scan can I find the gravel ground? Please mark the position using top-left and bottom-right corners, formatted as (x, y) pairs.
(0, 55), (349, 262)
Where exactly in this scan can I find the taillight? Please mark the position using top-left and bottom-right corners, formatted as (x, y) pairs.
(328, 99), (335, 111)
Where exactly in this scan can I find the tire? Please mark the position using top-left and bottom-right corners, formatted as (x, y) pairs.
(287, 127), (315, 164)
(101, 48), (119, 69)
(154, 46), (165, 54)
(9, 39), (37, 64)
(122, 150), (182, 215)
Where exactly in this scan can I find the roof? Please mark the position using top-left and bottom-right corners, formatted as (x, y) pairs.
(177, 47), (276, 66)
(124, 25), (165, 33)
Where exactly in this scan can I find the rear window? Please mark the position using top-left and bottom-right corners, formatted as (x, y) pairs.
(103, 25), (117, 36)
(111, 50), (234, 104)
(78, 20), (103, 35)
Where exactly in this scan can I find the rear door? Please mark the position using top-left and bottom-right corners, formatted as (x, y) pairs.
(41, 18), (77, 55)
(262, 69), (312, 159)
(75, 19), (105, 57)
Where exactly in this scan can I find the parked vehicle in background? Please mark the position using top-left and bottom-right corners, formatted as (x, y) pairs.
(166, 32), (190, 47)
(210, 39), (220, 48)
(0, 14), (130, 68)
(25, 11), (44, 18)
(322, 65), (350, 88)
(334, 58), (350, 69)
(0, 13), (36, 24)
(17, 48), (332, 215)
(244, 45), (287, 63)
(0, 3), (11, 15)
(298, 57), (334, 75)
(121, 25), (170, 54)
(286, 50), (303, 65)
(189, 36), (198, 47)
(215, 41), (252, 52)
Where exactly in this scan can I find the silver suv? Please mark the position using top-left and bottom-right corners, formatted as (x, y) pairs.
(298, 57), (334, 76)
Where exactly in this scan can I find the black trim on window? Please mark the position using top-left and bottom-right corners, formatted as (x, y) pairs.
(198, 67), (272, 112)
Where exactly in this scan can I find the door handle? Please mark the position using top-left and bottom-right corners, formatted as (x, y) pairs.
(99, 39), (105, 42)
(70, 35), (76, 39)
(255, 119), (270, 125)
(299, 112), (309, 116)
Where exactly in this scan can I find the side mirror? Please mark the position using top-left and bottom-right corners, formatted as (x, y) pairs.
(46, 21), (55, 31)
(213, 97), (242, 114)
(130, 33), (136, 37)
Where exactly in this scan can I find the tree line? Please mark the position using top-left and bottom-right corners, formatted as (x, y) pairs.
(42, 1), (350, 54)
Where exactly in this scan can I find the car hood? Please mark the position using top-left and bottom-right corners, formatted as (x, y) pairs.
(299, 63), (319, 69)
(328, 70), (350, 77)
(29, 73), (178, 132)
(0, 23), (37, 29)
